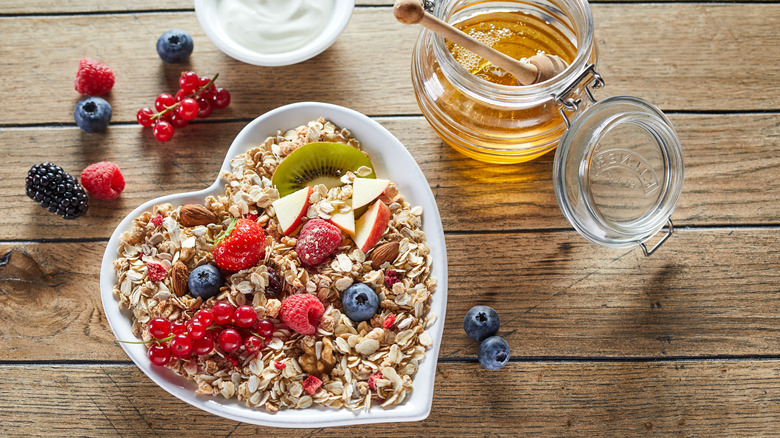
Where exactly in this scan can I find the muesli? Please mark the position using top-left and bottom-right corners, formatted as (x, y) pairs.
(112, 118), (437, 412)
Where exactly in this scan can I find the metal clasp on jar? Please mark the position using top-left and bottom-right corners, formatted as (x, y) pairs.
(554, 64), (605, 128)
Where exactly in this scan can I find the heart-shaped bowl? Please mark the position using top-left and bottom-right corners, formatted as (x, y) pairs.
(100, 102), (448, 427)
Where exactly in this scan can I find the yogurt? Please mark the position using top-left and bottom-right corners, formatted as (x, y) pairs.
(218, 0), (335, 54)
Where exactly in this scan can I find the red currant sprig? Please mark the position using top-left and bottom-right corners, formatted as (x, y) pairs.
(119, 305), (274, 367)
(136, 72), (231, 142)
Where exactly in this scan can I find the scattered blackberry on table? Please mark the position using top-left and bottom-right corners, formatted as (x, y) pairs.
(463, 305), (500, 342)
(25, 162), (88, 219)
(156, 29), (194, 63)
(74, 96), (112, 133)
(477, 336), (510, 370)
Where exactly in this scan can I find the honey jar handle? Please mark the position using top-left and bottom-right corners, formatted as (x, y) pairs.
(393, 0), (567, 85)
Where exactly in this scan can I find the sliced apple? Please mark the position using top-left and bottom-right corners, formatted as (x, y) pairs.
(352, 199), (391, 252)
(328, 210), (355, 236)
(272, 186), (313, 235)
(352, 177), (391, 210)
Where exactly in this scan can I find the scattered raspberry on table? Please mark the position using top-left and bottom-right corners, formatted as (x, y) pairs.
(74, 58), (115, 96)
(80, 161), (125, 200)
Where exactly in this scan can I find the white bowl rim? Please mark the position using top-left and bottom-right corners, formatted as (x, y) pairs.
(195, 0), (356, 67)
(99, 102), (448, 428)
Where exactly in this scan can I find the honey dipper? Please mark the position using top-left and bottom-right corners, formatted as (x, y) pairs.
(393, 0), (568, 85)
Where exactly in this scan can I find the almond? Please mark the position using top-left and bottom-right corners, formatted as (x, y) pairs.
(369, 241), (400, 270)
(179, 204), (218, 227)
(170, 261), (189, 297)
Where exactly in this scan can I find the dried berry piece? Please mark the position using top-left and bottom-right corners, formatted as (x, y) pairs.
(266, 267), (283, 297)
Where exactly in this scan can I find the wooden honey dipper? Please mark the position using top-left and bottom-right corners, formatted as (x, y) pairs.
(394, 0), (568, 85)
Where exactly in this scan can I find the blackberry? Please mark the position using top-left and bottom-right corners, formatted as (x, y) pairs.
(25, 163), (88, 219)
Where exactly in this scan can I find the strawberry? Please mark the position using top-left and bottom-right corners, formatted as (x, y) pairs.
(213, 218), (266, 272)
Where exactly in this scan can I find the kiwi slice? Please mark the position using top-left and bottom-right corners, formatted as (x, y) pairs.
(272, 142), (376, 198)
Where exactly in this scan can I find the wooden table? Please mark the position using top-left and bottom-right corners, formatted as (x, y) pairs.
(1, 0), (779, 435)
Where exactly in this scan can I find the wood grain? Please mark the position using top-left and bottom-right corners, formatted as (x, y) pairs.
(3, 0), (777, 15)
(2, 227), (778, 361)
(0, 5), (778, 126)
(1, 114), (778, 240)
(3, 362), (780, 436)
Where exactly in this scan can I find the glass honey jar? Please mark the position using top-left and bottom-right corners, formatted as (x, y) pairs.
(411, 0), (684, 254)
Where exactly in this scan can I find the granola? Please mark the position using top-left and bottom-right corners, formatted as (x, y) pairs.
(112, 118), (437, 412)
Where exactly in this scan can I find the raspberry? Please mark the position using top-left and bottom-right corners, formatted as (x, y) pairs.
(384, 269), (401, 288)
(151, 214), (164, 227)
(274, 361), (286, 370)
(74, 59), (115, 96)
(146, 261), (168, 282)
(302, 375), (322, 395)
(383, 313), (396, 330)
(80, 162), (125, 200)
(279, 294), (325, 335)
(368, 372), (383, 391)
(295, 219), (342, 267)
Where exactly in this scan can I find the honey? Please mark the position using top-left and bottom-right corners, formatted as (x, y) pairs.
(411, 0), (595, 164)
(447, 10), (578, 85)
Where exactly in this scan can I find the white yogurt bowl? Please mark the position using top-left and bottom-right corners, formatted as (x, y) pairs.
(195, 0), (355, 66)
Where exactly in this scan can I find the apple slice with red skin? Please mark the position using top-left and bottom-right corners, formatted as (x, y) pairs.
(328, 210), (355, 236)
(352, 199), (391, 252)
(272, 186), (313, 235)
(352, 177), (391, 210)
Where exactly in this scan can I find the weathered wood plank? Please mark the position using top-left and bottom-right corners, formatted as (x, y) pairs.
(0, 5), (778, 125)
(3, 362), (780, 436)
(1, 113), (777, 239)
(2, 0), (777, 16)
(2, 228), (778, 362)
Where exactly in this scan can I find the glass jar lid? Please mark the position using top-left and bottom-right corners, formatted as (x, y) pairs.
(553, 95), (684, 253)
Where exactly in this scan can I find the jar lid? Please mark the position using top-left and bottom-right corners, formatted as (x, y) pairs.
(553, 95), (684, 252)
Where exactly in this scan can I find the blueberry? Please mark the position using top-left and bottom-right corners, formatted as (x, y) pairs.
(463, 305), (500, 342)
(73, 97), (112, 133)
(478, 336), (510, 370)
(342, 283), (379, 322)
(187, 264), (223, 299)
(157, 29), (194, 63)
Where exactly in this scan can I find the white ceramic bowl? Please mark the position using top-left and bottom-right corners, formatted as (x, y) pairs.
(100, 102), (448, 427)
(195, 0), (355, 66)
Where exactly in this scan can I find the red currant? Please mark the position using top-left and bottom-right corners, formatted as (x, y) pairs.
(171, 334), (193, 357)
(234, 305), (257, 328)
(175, 89), (187, 102)
(187, 319), (207, 340)
(213, 88), (231, 109)
(137, 107), (155, 127)
(153, 121), (174, 142)
(171, 321), (187, 335)
(192, 334), (215, 355)
(244, 335), (265, 353)
(213, 302), (235, 325)
(218, 328), (242, 353)
(170, 112), (189, 128)
(179, 71), (199, 92)
(148, 343), (171, 366)
(196, 98), (213, 118)
(177, 98), (199, 121)
(155, 93), (176, 112)
(148, 317), (172, 339)
(195, 309), (215, 326)
(255, 319), (274, 339)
